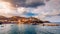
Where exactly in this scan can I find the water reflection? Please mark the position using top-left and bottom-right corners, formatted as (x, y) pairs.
(0, 24), (60, 34)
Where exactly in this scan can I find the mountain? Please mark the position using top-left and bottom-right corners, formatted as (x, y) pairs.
(0, 16), (50, 24)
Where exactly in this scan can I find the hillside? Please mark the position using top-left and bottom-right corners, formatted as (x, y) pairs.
(0, 16), (50, 24)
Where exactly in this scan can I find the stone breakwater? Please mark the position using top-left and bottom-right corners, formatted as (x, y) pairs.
(40, 23), (60, 26)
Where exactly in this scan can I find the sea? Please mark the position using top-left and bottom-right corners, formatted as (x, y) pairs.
(0, 23), (60, 34)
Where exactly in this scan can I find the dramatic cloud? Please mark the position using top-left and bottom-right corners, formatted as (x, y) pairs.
(1, 0), (46, 7)
(31, 0), (60, 22)
(0, 0), (60, 22)
(0, 0), (47, 17)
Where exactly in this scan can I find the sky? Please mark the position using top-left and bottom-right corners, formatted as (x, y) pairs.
(0, 0), (60, 22)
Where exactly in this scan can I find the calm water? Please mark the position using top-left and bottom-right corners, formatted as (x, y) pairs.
(0, 24), (60, 34)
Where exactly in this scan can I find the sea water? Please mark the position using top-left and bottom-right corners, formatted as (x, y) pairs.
(0, 24), (60, 34)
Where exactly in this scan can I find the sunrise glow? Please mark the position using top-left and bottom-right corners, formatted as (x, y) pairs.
(0, 1), (14, 14)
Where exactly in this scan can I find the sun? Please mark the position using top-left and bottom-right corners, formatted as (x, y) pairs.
(0, 1), (14, 14)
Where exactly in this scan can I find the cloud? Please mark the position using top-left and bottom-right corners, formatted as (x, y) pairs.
(45, 16), (60, 22)
(28, 0), (60, 21)
(0, 0), (60, 22)
(2, 0), (46, 7)
(0, 0), (47, 17)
